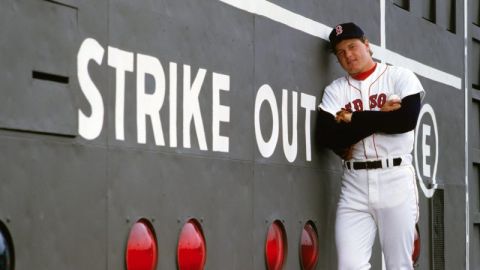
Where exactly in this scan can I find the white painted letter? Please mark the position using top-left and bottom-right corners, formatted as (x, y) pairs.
(254, 84), (279, 158)
(282, 90), (298, 163)
(78, 38), (105, 140)
(212, 72), (230, 152)
(107, 46), (134, 141)
(136, 53), (166, 146)
(183, 65), (208, 150)
(301, 93), (316, 161)
(169, 62), (178, 147)
(422, 124), (431, 177)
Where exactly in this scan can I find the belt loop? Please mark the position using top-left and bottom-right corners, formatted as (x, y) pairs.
(381, 158), (387, 169)
(388, 157), (395, 168)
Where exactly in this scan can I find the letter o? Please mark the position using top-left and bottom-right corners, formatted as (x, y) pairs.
(254, 84), (279, 158)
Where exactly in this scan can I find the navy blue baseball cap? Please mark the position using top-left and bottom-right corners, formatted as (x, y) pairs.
(329, 22), (365, 50)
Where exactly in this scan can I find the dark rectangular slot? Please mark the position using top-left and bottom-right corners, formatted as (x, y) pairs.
(43, 0), (78, 10)
(473, 149), (480, 164)
(423, 0), (436, 23)
(472, 89), (480, 101)
(474, 225), (480, 268)
(447, 0), (456, 33)
(473, 39), (480, 87)
(32, 71), (69, 84)
(474, 0), (480, 26)
(393, 0), (410, 11)
(0, 127), (76, 138)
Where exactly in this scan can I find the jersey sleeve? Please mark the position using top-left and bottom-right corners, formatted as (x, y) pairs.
(318, 84), (342, 116)
(392, 67), (425, 99)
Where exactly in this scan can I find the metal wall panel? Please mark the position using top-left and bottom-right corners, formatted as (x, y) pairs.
(316, 0), (381, 46)
(417, 192), (433, 268)
(106, 0), (254, 161)
(107, 149), (254, 269)
(470, 165), (480, 269)
(252, 164), (333, 269)
(420, 78), (464, 185)
(105, 2), (258, 268)
(253, 15), (328, 167)
(0, 0), (77, 135)
(443, 187), (467, 269)
(0, 133), (107, 269)
(387, 3), (463, 76)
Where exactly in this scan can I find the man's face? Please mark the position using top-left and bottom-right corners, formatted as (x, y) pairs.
(334, 38), (373, 76)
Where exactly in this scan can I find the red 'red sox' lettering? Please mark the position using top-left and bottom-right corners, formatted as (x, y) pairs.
(343, 93), (387, 112)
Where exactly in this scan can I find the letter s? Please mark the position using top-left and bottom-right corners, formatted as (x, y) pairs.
(77, 38), (105, 140)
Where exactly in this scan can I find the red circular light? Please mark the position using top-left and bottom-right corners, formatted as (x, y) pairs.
(300, 221), (319, 270)
(412, 224), (421, 265)
(265, 220), (287, 270)
(125, 219), (158, 270)
(177, 219), (206, 270)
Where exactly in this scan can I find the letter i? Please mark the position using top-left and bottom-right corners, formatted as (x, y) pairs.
(169, 62), (177, 147)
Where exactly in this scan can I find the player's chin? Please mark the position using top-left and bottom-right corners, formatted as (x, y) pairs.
(347, 68), (361, 76)
(346, 64), (360, 73)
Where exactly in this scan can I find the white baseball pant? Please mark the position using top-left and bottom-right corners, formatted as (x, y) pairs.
(335, 163), (419, 270)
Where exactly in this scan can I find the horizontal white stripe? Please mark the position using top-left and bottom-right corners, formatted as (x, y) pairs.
(219, 0), (462, 90)
(371, 45), (462, 89)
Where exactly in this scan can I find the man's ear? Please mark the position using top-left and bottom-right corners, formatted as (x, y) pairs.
(364, 39), (370, 49)
(363, 38), (373, 55)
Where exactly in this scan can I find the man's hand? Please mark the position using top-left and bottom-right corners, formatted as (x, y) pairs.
(381, 100), (402, 112)
(336, 109), (352, 123)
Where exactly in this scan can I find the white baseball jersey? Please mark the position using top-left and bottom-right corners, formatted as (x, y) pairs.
(318, 63), (425, 161)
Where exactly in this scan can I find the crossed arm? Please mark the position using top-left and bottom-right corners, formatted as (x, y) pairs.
(317, 93), (421, 158)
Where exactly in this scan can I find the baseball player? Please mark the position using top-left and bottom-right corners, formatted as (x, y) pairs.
(317, 23), (425, 270)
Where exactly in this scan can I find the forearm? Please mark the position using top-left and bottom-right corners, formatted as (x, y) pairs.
(351, 93), (421, 134)
(317, 109), (376, 149)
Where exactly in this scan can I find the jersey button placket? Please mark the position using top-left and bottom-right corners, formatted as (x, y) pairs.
(360, 82), (371, 159)
(360, 81), (370, 112)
